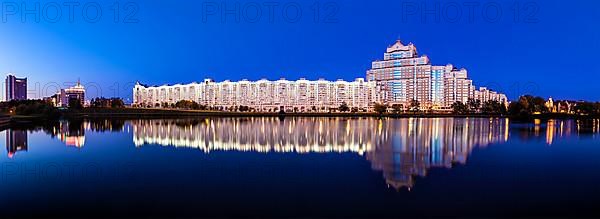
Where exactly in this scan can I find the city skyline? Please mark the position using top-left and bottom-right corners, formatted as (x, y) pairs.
(133, 40), (507, 110)
(2, 1), (600, 217)
(1, 0), (599, 102)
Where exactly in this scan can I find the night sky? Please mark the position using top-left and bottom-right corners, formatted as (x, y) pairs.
(1, 0), (598, 102)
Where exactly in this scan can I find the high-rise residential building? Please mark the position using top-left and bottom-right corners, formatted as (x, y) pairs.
(367, 40), (507, 110)
(46, 81), (86, 107)
(60, 81), (86, 107)
(133, 78), (381, 112)
(133, 39), (507, 112)
(5, 74), (27, 101)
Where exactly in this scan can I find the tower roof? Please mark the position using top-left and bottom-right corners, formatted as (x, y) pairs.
(386, 39), (414, 53)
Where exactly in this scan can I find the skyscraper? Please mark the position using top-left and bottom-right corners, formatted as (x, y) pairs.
(367, 40), (507, 110)
(5, 74), (27, 101)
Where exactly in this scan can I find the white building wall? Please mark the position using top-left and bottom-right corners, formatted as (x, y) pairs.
(134, 78), (379, 111)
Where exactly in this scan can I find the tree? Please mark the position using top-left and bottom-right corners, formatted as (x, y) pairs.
(174, 100), (200, 110)
(574, 102), (596, 115)
(467, 98), (481, 114)
(508, 95), (552, 116)
(508, 101), (525, 116)
(391, 104), (404, 114)
(481, 100), (507, 115)
(409, 99), (420, 113)
(91, 97), (124, 108)
(110, 98), (125, 108)
(373, 103), (387, 114)
(1, 100), (59, 117)
(68, 98), (83, 109)
(239, 105), (250, 112)
(451, 101), (468, 114)
(339, 102), (350, 112)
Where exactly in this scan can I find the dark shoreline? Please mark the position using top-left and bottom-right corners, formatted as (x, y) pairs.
(4, 108), (599, 122)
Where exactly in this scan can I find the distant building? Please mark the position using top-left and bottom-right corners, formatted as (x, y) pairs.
(5, 74), (27, 101)
(49, 81), (86, 107)
(545, 98), (557, 113)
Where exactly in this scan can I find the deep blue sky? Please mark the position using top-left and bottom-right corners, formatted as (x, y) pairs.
(1, 0), (598, 102)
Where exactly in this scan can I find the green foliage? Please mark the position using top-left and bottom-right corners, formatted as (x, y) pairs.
(68, 98), (83, 109)
(508, 95), (548, 116)
(391, 104), (404, 114)
(174, 100), (202, 110)
(238, 105), (250, 112)
(574, 102), (600, 115)
(0, 100), (60, 117)
(338, 102), (350, 112)
(373, 103), (387, 114)
(91, 97), (125, 108)
(409, 99), (420, 113)
(481, 100), (507, 115)
(451, 101), (468, 114)
(467, 98), (481, 113)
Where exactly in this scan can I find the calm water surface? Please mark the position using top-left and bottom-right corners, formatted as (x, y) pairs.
(1, 117), (600, 218)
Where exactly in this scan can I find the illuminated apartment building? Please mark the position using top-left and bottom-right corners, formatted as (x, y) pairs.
(133, 39), (507, 112)
(5, 74), (27, 101)
(133, 78), (381, 111)
(367, 40), (507, 110)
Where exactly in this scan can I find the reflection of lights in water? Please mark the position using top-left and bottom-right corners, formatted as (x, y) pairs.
(546, 120), (556, 145)
(5, 129), (28, 158)
(534, 119), (541, 136)
(64, 136), (85, 148)
(131, 118), (510, 190)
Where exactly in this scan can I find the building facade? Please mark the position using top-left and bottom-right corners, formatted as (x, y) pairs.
(46, 81), (86, 107)
(367, 40), (507, 110)
(133, 39), (508, 112)
(5, 75), (27, 101)
(134, 78), (380, 111)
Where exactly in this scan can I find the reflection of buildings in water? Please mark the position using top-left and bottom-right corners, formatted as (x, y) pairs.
(52, 120), (86, 147)
(131, 118), (509, 190)
(132, 118), (376, 155)
(577, 119), (600, 135)
(526, 119), (597, 145)
(88, 119), (126, 133)
(6, 119), (126, 154)
(366, 118), (509, 190)
(5, 129), (28, 158)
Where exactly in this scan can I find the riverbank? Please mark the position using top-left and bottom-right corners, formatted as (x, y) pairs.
(68, 108), (507, 119)
(67, 108), (600, 120)
(2, 108), (598, 127)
